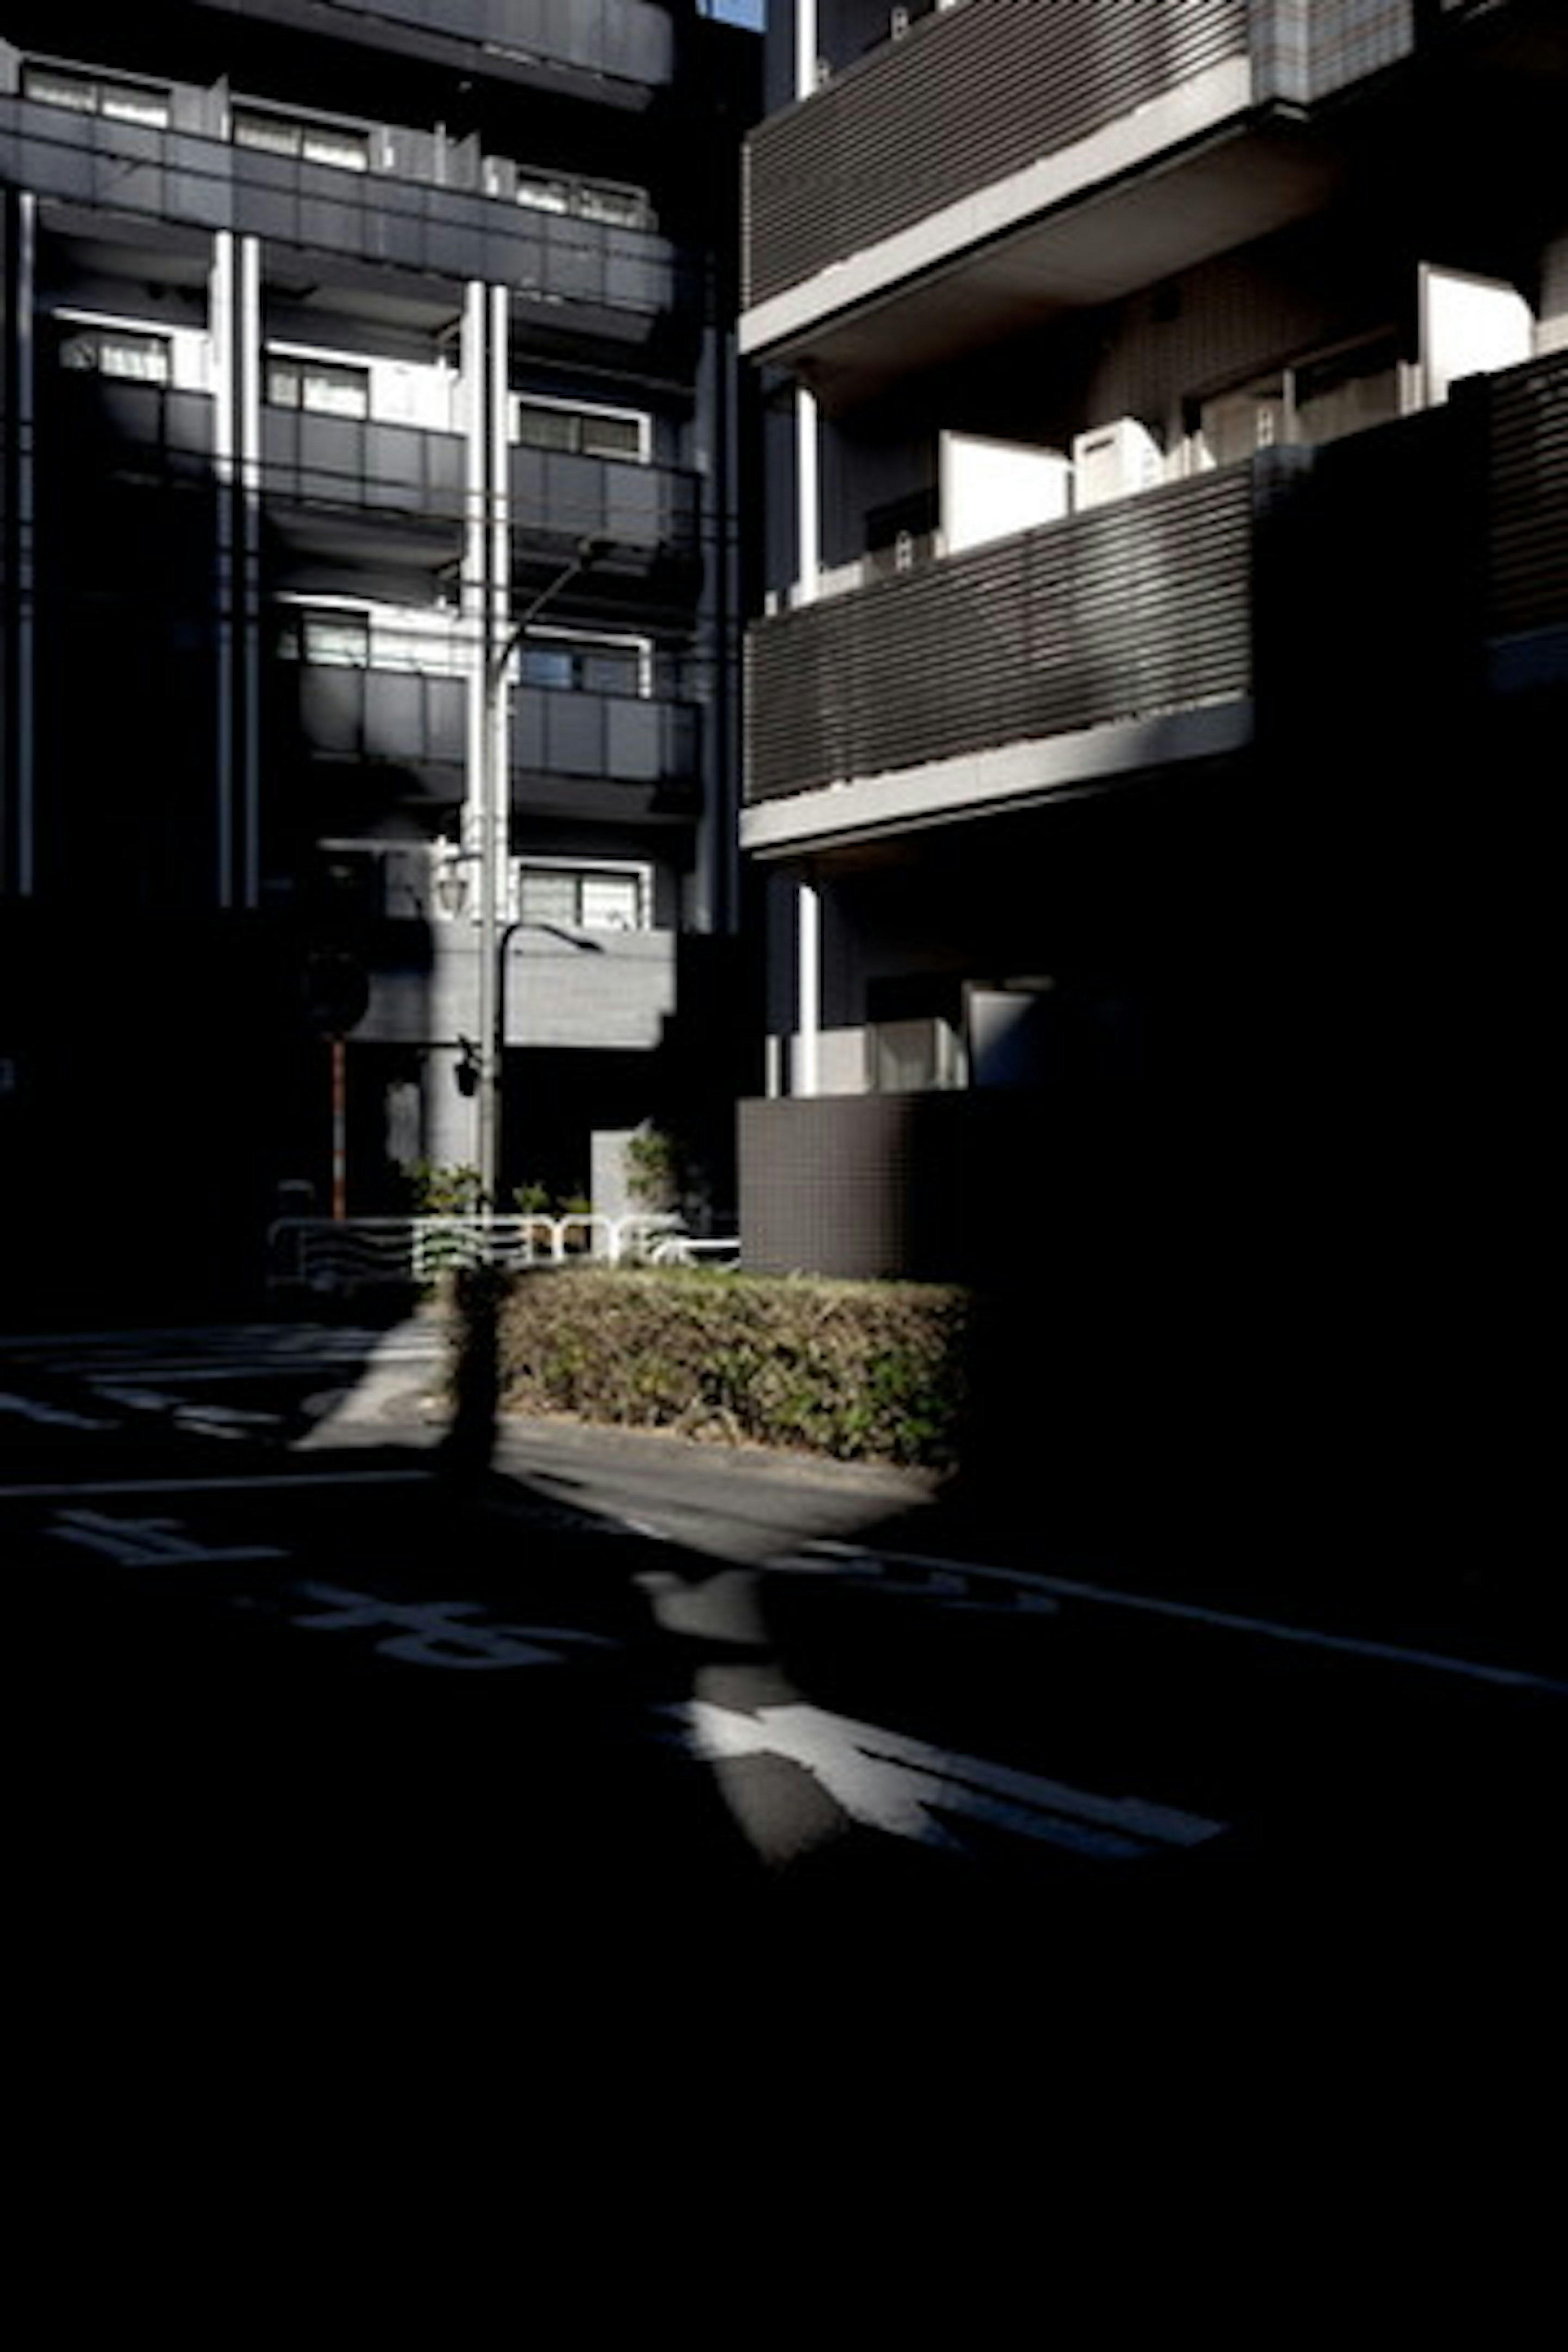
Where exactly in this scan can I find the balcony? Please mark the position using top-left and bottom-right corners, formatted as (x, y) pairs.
(512, 688), (701, 801)
(280, 660), (699, 804)
(44, 376), (214, 481)
(744, 466), (1254, 833)
(741, 0), (1305, 392)
(262, 408), (467, 532)
(1, 80), (684, 341)
(291, 666), (466, 784)
(743, 350), (1568, 850)
(177, 0), (676, 105)
(509, 446), (701, 571)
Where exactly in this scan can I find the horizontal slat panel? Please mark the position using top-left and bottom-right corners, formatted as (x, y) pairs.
(746, 0), (1249, 310)
(1487, 353), (1568, 636)
(746, 469), (1254, 802)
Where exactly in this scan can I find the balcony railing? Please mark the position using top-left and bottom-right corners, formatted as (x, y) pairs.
(293, 667), (466, 770)
(745, 349), (1568, 810)
(513, 689), (700, 788)
(188, 1), (676, 98)
(263, 409), (467, 527)
(745, 467), (1254, 804)
(1, 84), (684, 334)
(44, 377), (214, 480)
(744, 0), (1251, 312)
(510, 446), (701, 567)
(283, 664), (699, 792)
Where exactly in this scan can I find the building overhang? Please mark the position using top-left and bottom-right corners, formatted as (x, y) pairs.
(741, 701), (1255, 860)
(741, 86), (1339, 407)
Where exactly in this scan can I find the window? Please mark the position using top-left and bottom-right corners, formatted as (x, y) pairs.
(518, 634), (647, 697)
(23, 63), (170, 127)
(516, 864), (647, 932)
(232, 106), (370, 172)
(278, 609), (371, 667)
(1293, 332), (1404, 445)
(515, 172), (651, 228)
(1193, 330), (1408, 467)
(267, 353), (372, 419)
(576, 184), (648, 229)
(59, 324), (172, 384)
(515, 174), (572, 216)
(516, 399), (647, 461)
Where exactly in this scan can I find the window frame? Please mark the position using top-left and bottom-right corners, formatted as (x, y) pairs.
(56, 318), (174, 385)
(265, 350), (373, 420)
(231, 103), (371, 173)
(514, 395), (650, 463)
(22, 62), (171, 129)
(515, 627), (654, 699)
(513, 858), (652, 934)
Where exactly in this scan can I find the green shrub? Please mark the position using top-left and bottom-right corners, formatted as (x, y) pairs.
(492, 1267), (971, 1468)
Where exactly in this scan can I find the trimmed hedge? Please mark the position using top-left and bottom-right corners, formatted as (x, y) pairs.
(493, 1266), (971, 1468)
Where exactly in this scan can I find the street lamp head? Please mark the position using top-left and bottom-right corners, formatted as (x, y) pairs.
(434, 858), (471, 917)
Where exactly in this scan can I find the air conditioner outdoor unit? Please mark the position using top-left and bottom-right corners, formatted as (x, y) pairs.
(1071, 416), (1164, 510)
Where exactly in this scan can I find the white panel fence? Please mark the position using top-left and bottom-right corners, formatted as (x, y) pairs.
(266, 1214), (739, 1292)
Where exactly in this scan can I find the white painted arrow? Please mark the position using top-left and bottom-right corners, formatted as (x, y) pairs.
(666, 1699), (1225, 1863)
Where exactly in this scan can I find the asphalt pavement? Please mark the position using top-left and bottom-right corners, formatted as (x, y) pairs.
(6, 1311), (1562, 2196)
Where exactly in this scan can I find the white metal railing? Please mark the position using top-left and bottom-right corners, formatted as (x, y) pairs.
(265, 1214), (738, 1290)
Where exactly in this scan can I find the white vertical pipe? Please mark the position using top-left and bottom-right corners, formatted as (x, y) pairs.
(15, 194), (36, 894)
(461, 280), (488, 862)
(796, 0), (820, 98)
(210, 231), (235, 907)
(239, 233), (263, 908)
(796, 876), (821, 1097)
(488, 281), (511, 924)
(795, 383), (820, 605)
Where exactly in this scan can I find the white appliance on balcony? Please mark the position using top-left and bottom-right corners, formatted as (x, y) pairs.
(1071, 416), (1165, 510)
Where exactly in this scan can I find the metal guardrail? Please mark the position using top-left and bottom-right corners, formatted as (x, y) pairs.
(265, 1214), (739, 1290)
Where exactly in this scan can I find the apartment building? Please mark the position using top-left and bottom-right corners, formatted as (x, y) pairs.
(737, 0), (1564, 1534)
(0, 0), (756, 1303)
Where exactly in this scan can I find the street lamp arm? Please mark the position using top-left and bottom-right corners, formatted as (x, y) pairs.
(487, 535), (609, 687)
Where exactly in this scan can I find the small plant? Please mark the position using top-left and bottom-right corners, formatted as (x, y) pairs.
(625, 1125), (683, 1213)
(512, 1178), (552, 1216)
(406, 1160), (483, 1215)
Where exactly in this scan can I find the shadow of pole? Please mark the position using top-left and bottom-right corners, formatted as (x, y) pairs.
(438, 1261), (503, 1484)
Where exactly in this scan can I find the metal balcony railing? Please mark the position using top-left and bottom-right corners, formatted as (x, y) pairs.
(745, 467), (1255, 804)
(189, 1), (676, 97)
(1, 82), (684, 334)
(512, 688), (700, 787)
(510, 446), (701, 566)
(744, 0), (1250, 312)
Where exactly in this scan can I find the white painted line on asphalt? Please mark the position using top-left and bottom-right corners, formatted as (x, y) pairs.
(665, 1698), (1227, 1862)
(48, 1508), (290, 1567)
(0, 1390), (118, 1432)
(0, 1469), (433, 1501)
(775, 1542), (1568, 1698)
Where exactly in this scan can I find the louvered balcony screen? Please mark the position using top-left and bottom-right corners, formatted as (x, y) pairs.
(745, 0), (1250, 310)
(745, 469), (1254, 804)
(1486, 353), (1568, 640)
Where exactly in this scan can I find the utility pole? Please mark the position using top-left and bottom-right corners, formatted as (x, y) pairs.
(475, 535), (606, 1207)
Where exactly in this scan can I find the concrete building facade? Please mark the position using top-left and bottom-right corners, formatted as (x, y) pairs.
(0, 0), (756, 1303)
(736, 0), (1565, 1536)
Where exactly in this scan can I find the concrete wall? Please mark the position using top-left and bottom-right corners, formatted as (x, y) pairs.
(358, 927), (677, 1052)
